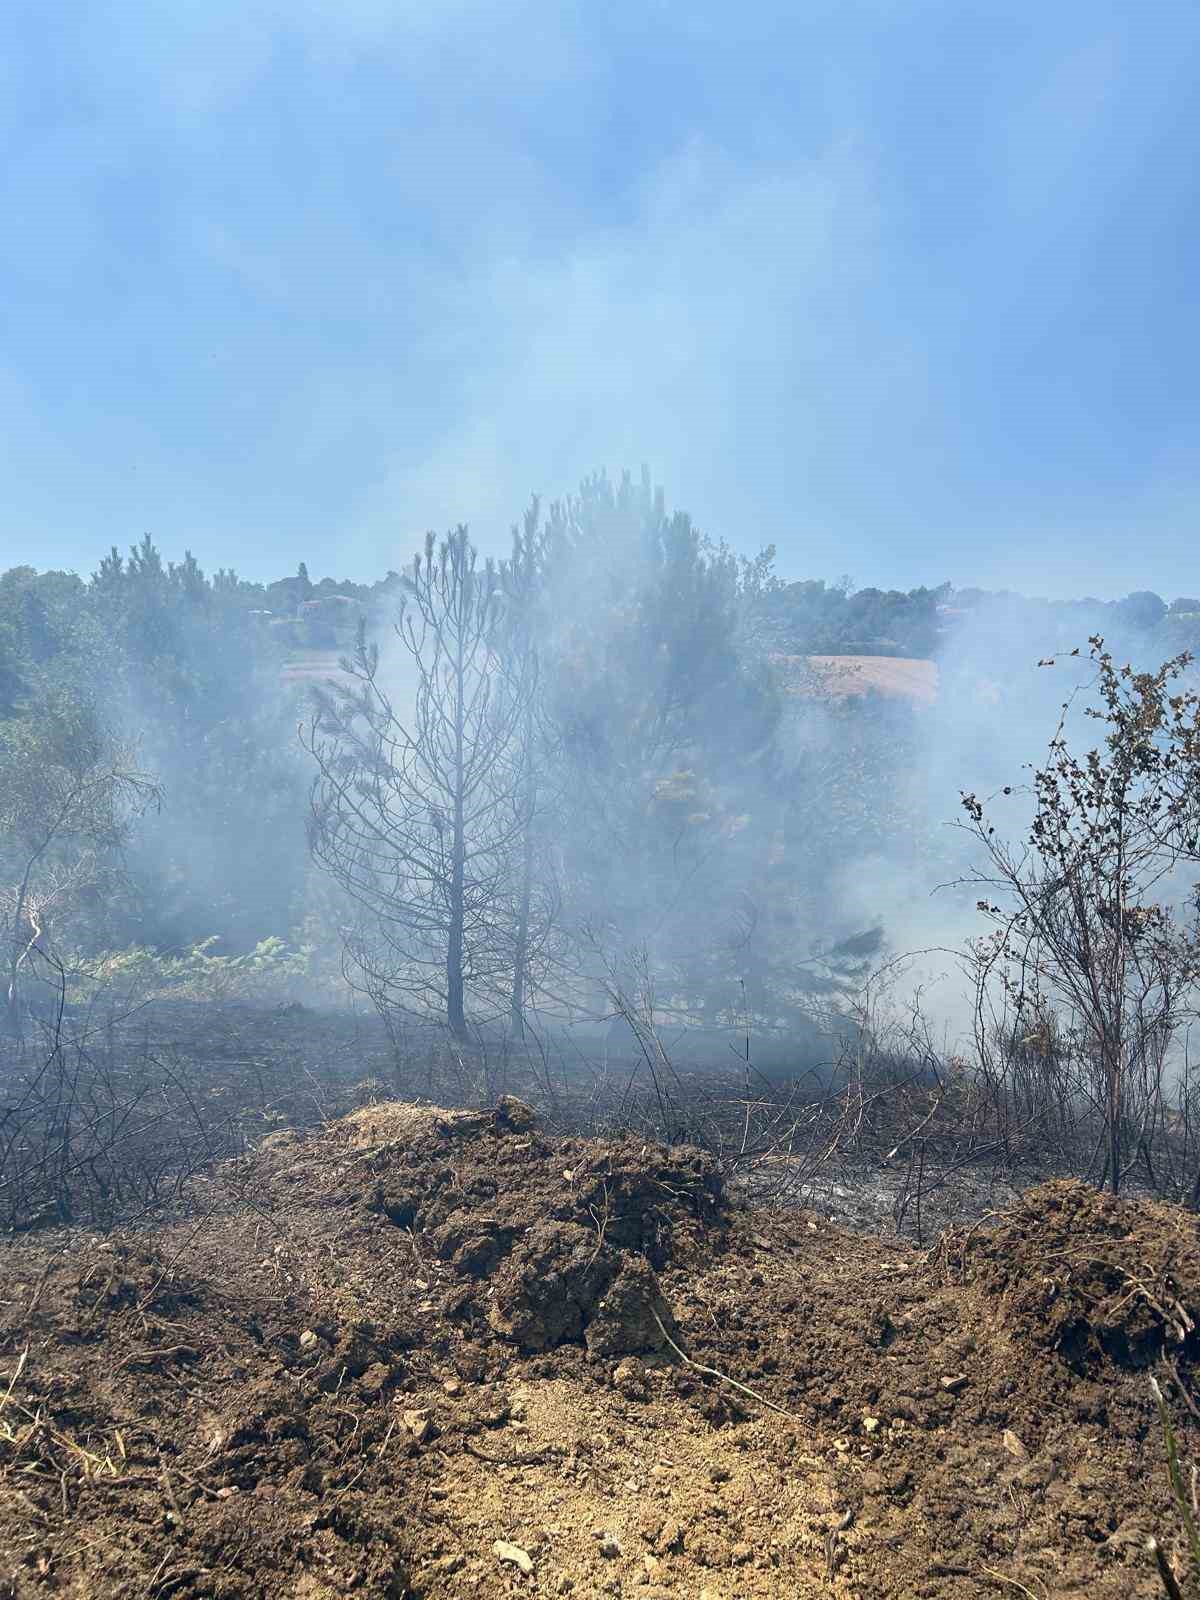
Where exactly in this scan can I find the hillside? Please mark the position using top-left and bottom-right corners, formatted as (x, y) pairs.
(771, 654), (940, 707)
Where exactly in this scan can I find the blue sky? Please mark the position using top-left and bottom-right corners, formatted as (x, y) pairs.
(2, 1), (1197, 596)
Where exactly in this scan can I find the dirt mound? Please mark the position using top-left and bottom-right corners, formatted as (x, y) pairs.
(347, 1112), (725, 1268)
(950, 1178), (1200, 1370)
(303, 1098), (727, 1358)
(4, 1101), (1200, 1599)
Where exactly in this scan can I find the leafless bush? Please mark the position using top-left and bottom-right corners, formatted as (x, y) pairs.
(0, 985), (396, 1233)
(959, 639), (1200, 1195)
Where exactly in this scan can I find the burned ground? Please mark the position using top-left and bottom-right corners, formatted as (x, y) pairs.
(1, 1100), (1199, 1598)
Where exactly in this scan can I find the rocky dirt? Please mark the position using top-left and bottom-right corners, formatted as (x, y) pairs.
(2, 1097), (1199, 1598)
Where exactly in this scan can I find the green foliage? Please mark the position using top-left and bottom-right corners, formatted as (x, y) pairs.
(70, 935), (318, 1005)
(760, 576), (951, 658)
(0, 694), (160, 1032)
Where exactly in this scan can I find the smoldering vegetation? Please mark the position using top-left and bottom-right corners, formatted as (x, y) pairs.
(3, 475), (1200, 1240)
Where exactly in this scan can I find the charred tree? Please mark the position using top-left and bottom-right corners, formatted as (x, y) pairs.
(304, 527), (542, 1040)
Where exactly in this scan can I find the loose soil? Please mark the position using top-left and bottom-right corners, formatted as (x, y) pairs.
(2, 1098), (1199, 1598)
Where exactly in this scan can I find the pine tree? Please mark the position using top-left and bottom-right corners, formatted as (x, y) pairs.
(304, 527), (540, 1038)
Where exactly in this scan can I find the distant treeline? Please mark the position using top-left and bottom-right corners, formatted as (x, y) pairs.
(0, 477), (1190, 1033)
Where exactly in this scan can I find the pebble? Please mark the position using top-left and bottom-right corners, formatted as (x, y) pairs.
(494, 1540), (534, 1576)
(298, 1329), (318, 1349)
(402, 1408), (432, 1443)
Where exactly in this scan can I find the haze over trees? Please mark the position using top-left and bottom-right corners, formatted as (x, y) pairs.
(0, 469), (1196, 1068)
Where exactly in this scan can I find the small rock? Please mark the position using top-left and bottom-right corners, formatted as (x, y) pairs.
(613, 1358), (648, 1397)
(731, 1542), (752, 1565)
(862, 1416), (881, 1434)
(298, 1329), (318, 1349)
(402, 1408), (433, 1443)
(940, 1374), (969, 1393)
(642, 1555), (661, 1576)
(554, 1576), (574, 1595)
(443, 1378), (462, 1396)
(494, 1540), (534, 1576)
(708, 1464), (731, 1484)
(1002, 1429), (1028, 1461)
(598, 1534), (622, 1559)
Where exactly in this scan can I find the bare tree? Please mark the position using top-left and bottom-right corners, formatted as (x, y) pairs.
(0, 702), (159, 1036)
(303, 527), (543, 1040)
(960, 639), (1200, 1193)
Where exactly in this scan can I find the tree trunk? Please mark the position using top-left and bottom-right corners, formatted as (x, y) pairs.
(509, 858), (532, 1041)
(509, 741), (536, 1041)
(4, 976), (20, 1039)
(1106, 1043), (1122, 1195)
(5, 884), (30, 1040)
(447, 663), (468, 1041)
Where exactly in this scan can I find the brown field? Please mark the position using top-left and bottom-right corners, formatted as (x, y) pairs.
(772, 656), (940, 706)
(2, 1097), (1198, 1599)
